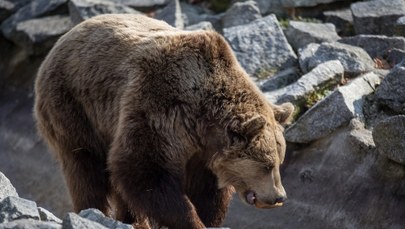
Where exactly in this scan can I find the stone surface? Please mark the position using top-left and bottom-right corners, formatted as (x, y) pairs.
(1, 0), (68, 41)
(259, 67), (300, 92)
(115, 0), (168, 10)
(375, 65), (405, 114)
(0, 0), (30, 22)
(351, 0), (405, 36)
(373, 115), (405, 165)
(155, 0), (183, 29)
(0, 172), (18, 201)
(68, 0), (140, 25)
(323, 8), (354, 36)
(180, 2), (205, 26)
(78, 209), (132, 229)
(299, 42), (375, 75)
(285, 72), (380, 143)
(224, 15), (297, 77)
(395, 16), (405, 36)
(12, 15), (73, 54)
(265, 60), (344, 104)
(348, 118), (375, 155)
(0, 197), (39, 223)
(339, 35), (405, 59)
(0, 219), (61, 229)
(222, 1), (261, 28)
(282, 0), (348, 7)
(285, 21), (340, 51)
(37, 207), (62, 224)
(185, 21), (214, 31)
(62, 213), (108, 229)
(387, 48), (405, 66)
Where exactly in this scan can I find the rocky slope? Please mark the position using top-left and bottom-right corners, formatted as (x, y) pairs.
(1, 0), (405, 228)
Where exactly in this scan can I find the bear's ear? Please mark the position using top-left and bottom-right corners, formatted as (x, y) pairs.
(241, 115), (266, 138)
(271, 103), (294, 124)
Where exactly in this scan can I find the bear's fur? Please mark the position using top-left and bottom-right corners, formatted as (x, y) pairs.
(34, 14), (293, 229)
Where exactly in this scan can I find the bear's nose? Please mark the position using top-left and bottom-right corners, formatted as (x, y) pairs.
(275, 196), (286, 203)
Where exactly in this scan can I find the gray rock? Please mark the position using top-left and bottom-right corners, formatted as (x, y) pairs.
(37, 207), (62, 224)
(373, 115), (405, 164)
(387, 48), (405, 66)
(0, 0), (30, 22)
(285, 72), (380, 143)
(0, 197), (40, 223)
(375, 65), (405, 114)
(339, 35), (405, 59)
(12, 15), (73, 54)
(351, 0), (405, 36)
(1, 0), (68, 41)
(265, 60), (344, 104)
(185, 21), (214, 31)
(155, 0), (183, 29)
(223, 15), (297, 77)
(299, 42), (375, 75)
(282, 0), (348, 7)
(348, 119), (375, 155)
(68, 0), (141, 25)
(323, 8), (354, 36)
(115, 0), (169, 10)
(62, 213), (108, 229)
(180, 2), (205, 27)
(79, 209), (132, 229)
(259, 67), (300, 92)
(285, 21), (340, 51)
(222, 1), (261, 28)
(0, 172), (17, 201)
(0, 219), (61, 229)
(395, 16), (405, 36)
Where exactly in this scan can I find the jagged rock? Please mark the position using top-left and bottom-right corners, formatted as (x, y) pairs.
(265, 60), (344, 104)
(223, 15), (297, 77)
(339, 35), (405, 59)
(373, 115), (405, 165)
(180, 2), (205, 26)
(348, 119), (375, 155)
(387, 48), (405, 66)
(323, 9), (354, 36)
(259, 67), (300, 92)
(155, 0), (183, 29)
(285, 72), (380, 143)
(12, 15), (73, 55)
(62, 213), (108, 229)
(68, 0), (141, 25)
(0, 219), (61, 229)
(185, 21), (213, 31)
(37, 207), (62, 224)
(79, 209), (132, 229)
(351, 0), (405, 36)
(222, 1), (261, 28)
(285, 21), (340, 51)
(1, 0), (68, 41)
(0, 0), (30, 22)
(299, 42), (375, 75)
(0, 197), (40, 223)
(375, 65), (405, 114)
(282, 0), (350, 7)
(395, 16), (405, 36)
(0, 172), (17, 201)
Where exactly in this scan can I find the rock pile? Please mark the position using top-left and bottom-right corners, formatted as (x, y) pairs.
(1, 0), (405, 228)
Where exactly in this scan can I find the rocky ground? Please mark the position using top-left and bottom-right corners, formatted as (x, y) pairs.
(1, 0), (405, 228)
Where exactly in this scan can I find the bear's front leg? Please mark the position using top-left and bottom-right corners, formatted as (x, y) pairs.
(108, 123), (205, 229)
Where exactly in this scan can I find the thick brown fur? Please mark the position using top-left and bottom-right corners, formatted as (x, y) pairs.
(34, 14), (293, 229)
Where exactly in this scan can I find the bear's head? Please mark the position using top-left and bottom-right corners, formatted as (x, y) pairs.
(209, 102), (294, 208)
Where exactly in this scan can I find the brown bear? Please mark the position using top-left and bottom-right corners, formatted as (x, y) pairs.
(34, 14), (293, 229)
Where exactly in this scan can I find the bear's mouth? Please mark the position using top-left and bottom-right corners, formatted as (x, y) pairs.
(245, 191), (256, 205)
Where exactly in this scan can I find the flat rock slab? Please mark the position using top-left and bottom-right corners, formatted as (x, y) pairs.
(259, 67), (300, 92)
(222, 0), (261, 28)
(351, 0), (405, 36)
(78, 209), (132, 229)
(299, 42), (374, 75)
(0, 197), (39, 223)
(68, 0), (141, 25)
(37, 207), (62, 224)
(155, 0), (183, 29)
(285, 21), (340, 51)
(224, 15), (297, 77)
(1, 0), (67, 41)
(375, 65), (405, 114)
(285, 72), (380, 143)
(265, 60), (344, 104)
(373, 115), (405, 165)
(323, 8), (354, 36)
(339, 35), (405, 59)
(63, 213), (108, 229)
(0, 0), (30, 22)
(0, 219), (61, 229)
(0, 172), (17, 201)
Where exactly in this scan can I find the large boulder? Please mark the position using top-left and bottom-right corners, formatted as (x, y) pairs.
(285, 72), (381, 143)
(282, 0), (353, 8)
(375, 65), (405, 114)
(323, 8), (354, 36)
(62, 213), (108, 229)
(259, 67), (300, 92)
(78, 209), (132, 229)
(115, 0), (168, 11)
(223, 15), (297, 78)
(222, 1), (261, 28)
(0, 0), (30, 22)
(299, 42), (375, 75)
(0, 172), (18, 201)
(0, 197), (40, 223)
(0, 219), (61, 229)
(351, 0), (405, 36)
(154, 0), (183, 29)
